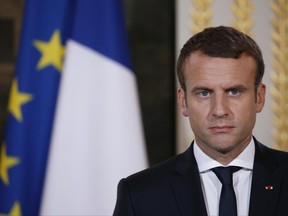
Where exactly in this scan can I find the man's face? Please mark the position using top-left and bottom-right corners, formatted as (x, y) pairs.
(178, 51), (266, 162)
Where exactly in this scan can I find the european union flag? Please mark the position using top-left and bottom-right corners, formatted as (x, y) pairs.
(0, 0), (72, 215)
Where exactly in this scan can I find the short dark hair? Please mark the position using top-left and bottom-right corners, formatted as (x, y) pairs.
(176, 26), (265, 92)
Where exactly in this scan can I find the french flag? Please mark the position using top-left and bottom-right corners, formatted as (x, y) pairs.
(40, 0), (147, 215)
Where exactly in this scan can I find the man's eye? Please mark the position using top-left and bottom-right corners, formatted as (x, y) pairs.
(196, 90), (211, 98)
(228, 89), (240, 96)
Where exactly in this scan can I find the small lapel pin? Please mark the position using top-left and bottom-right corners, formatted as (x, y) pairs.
(265, 185), (273, 190)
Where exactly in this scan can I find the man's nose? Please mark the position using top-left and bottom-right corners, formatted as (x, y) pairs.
(211, 94), (230, 118)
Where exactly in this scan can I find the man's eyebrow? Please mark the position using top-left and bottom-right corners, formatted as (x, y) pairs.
(225, 84), (248, 91)
(190, 86), (213, 93)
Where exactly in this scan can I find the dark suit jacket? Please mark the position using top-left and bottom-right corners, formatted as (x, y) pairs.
(113, 138), (288, 216)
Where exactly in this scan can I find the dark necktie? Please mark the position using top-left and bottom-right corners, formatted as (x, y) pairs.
(212, 166), (242, 216)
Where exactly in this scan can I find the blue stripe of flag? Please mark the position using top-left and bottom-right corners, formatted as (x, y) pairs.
(71, 0), (132, 69)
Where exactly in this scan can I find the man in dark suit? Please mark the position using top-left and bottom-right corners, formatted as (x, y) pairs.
(113, 26), (288, 216)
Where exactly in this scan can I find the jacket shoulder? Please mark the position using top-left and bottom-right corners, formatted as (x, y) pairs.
(254, 139), (288, 170)
(124, 145), (195, 188)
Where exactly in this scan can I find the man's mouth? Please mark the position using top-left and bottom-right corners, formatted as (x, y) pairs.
(208, 125), (235, 133)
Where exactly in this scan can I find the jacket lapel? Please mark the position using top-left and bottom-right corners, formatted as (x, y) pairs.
(171, 144), (208, 216)
(249, 140), (283, 216)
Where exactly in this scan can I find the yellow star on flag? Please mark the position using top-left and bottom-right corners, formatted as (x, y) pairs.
(0, 143), (20, 185)
(9, 202), (21, 216)
(34, 29), (65, 72)
(0, 201), (22, 216)
(8, 79), (33, 122)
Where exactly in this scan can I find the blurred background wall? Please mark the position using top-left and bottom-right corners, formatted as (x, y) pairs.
(0, 0), (24, 153)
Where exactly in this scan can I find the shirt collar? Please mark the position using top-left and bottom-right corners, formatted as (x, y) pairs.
(194, 138), (255, 173)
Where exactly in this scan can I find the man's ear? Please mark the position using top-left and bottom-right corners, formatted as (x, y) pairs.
(177, 87), (189, 117)
(256, 83), (266, 113)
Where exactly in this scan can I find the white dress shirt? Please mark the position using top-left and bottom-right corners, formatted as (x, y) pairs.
(194, 139), (255, 216)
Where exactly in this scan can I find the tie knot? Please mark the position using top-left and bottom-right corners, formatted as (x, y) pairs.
(212, 166), (242, 185)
